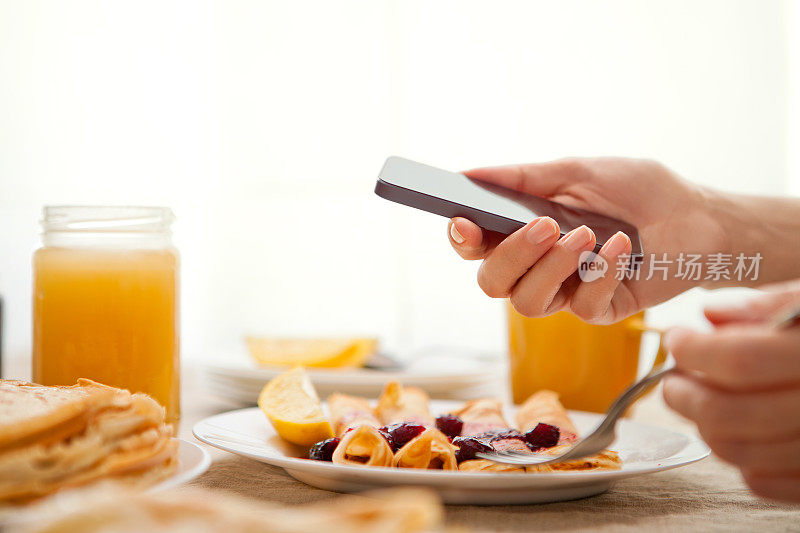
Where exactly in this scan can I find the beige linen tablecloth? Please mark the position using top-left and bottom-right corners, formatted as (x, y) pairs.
(176, 366), (800, 532)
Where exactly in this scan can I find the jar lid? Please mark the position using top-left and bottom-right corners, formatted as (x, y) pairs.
(42, 206), (175, 233)
(40, 206), (175, 248)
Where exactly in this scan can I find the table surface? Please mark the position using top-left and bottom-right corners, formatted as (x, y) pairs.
(173, 365), (800, 532)
(5, 357), (799, 531)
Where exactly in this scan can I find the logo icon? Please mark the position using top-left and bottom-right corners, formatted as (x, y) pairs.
(578, 251), (608, 282)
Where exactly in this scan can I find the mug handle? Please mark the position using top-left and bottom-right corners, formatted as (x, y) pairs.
(626, 318), (668, 392)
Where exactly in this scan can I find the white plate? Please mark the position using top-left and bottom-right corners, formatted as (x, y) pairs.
(150, 438), (211, 492)
(193, 402), (710, 505)
(0, 439), (210, 528)
(202, 374), (500, 404)
(198, 346), (502, 402)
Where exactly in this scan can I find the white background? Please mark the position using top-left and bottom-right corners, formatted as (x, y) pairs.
(1, 1), (798, 368)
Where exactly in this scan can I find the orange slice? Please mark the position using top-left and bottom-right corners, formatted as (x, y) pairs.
(246, 338), (377, 368)
(257, 367), (334, 447)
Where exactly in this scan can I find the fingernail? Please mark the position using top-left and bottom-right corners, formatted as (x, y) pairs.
(562, 225), (593, 251)
(602, 231), (630, 257)
(450, 222), (466, 244)
(526, 217), (558, 244)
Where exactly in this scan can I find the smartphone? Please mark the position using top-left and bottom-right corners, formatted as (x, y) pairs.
(374, 156), (643, 260)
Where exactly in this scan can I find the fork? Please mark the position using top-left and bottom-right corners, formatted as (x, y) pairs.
(476, 304), (800, 467)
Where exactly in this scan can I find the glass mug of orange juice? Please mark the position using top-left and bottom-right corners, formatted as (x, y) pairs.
(33, 206), (180, 424)
(507, 302), (666, 413)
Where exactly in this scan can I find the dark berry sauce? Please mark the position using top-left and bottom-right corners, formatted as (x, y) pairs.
(435, 414), (464, 439)
(452, 436), (494, 463)
(524, 423), (560, 450)
(379, 422), (426, 452)
(308, 437), (340, 461)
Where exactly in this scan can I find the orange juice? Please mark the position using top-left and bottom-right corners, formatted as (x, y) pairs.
(32, 206), (180, 424)
(508, 303), (662, 413)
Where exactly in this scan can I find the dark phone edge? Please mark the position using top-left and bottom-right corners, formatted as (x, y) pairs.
(374, 178), (644, 265)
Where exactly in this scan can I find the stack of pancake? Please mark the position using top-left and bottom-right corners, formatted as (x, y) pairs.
(0, 378), (177, 504)
(9, 484), (443, 533)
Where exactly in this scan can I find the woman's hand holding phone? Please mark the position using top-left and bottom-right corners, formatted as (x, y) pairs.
(448, 157), (720, 324)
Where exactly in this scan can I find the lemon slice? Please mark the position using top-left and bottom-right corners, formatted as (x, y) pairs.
(258, 367), (334, 446)
(246, 337), (377, 368)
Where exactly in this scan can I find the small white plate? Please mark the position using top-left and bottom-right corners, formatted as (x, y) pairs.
(0, 439), (210, 528)
(193, 402), (710, 505)
(149, 439), (211, 492)
(198, 346), (503, 402)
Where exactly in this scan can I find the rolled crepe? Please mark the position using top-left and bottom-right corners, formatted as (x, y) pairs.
(449, 398), (508, 436)
(331, 425), (394, 467)
(376, 382), (434, 427)
(392, 429), (457, 470)
(327, 393), (393, 467)
(524, 445), (622, 472)
(452, 399), (531, 452)
(451, 398), (526, 473)
(375, 383), (456, 470)
(515, 390), (578, 443)
(328, 393), (381, 436)
(516, 391), (621, 472)
(457, 459), (527, 473)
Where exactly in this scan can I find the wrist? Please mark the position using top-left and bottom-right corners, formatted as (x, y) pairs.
(695, 188), (743, 288)
(662, 185), (736, 290)
(698, 188), (800, 288)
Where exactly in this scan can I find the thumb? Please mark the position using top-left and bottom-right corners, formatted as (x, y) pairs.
(464, 159), (588, 198)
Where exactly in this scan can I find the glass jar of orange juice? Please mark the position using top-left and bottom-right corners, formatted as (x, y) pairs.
(33, 206), (180, 424)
